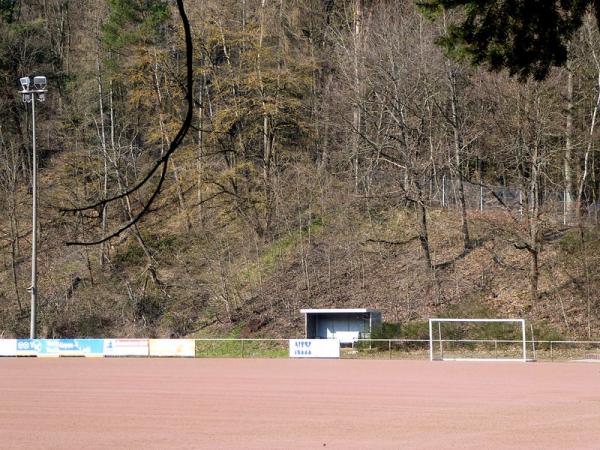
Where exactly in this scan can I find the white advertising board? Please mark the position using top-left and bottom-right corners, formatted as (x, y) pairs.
(289, 339), (340, 358)
(0, 339), (17, 356)
(103, 339), (149, 356)
(149, 339), (195, 357)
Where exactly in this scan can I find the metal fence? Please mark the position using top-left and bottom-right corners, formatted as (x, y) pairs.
(194, 338), (289, 358)
(428, 176), (600, 225)
(190, 338), (600, 361)
(346, 339), (600, 362)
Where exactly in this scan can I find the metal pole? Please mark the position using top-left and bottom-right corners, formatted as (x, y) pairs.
(530, 324), (536, 361)
(519, 190), (524, 217)
(563, 190), (567, 225)
(480, 185), (484, 212)
(521, 319), (527, 362)
(442, 175), (446, 208)
(438, 322), (443, 359)
(30, 96), (37, 339)
(428, 319), (433, 361)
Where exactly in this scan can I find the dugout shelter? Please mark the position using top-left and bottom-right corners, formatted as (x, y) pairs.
(300, 308), (381, 344)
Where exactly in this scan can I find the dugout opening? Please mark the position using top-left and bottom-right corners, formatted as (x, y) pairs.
(301, 308), (381, 344)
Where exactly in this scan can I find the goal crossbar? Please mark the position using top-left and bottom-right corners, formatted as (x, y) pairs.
(429, 318), (527, 362)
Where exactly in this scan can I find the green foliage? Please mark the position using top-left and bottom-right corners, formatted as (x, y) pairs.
(418, 0), (598, 80)
(0, 18), (57, 75)
(133, 295), (164, 324)
(114, 243), (146, 266)
(440, 297), (498, 320)
(530, 322), (564, 342)
(559, 229), (581, 255)
(357, 321), (429, 352)
(162, 310), (194, 337)
(370, 322), (402, 339)
(195, 339), (288, 358)
(241, 217), (324, 282)
(50, 313), (113, 338)
(103, 0), (170, 50)
(156, 235), (179, 253)
(398, 321), (431, 340)
(0, 0), (16, 23)
(370, 321), (430, 340)
(559, 227), (600, 256)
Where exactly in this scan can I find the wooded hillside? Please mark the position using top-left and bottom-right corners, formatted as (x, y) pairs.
(1, 0), (599, 339)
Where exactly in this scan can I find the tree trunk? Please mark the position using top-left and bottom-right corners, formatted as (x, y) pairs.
(578, 23), (600, 221)
(448, 66), (471, 250)
(197, 67), (205, 229)
(258, 0), (275, 235)
(108, 82), (156, 272)
(152, 49), (190, 232)
(96, 26), (109, 268)
(564, 63), (574, 222)
(528, 137), (541, 302)
(415, 181), (433, 269)
(352, 0), (364, 191)
(529, 247), (539, 302)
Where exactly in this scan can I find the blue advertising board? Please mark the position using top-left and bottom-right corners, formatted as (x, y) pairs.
(16, 339), (42, 355)
(16, 339), (104, 357)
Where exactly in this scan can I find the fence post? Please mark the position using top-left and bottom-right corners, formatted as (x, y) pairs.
(550, 341), (553, 361)
(241, 339), (245, 358)
(494, 340), (498, 358)
(480, 185), (484, 212)
(530, 324), (536, 361)
(563, 190), (567, 225)
(442, 175), (446, 208)
(389, 340), (392, 360)
(519, 190), (523, 217)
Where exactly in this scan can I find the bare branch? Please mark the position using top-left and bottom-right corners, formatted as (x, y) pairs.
(65, 0), (194, 246)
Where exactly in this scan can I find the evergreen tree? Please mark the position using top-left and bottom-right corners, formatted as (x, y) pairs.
(419, 0), (600, 80)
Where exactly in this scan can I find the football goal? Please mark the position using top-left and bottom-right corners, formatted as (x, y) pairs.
(429, 318), (528, 362)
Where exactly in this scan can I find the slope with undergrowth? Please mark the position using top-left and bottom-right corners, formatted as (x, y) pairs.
(0, 150), (598, 341)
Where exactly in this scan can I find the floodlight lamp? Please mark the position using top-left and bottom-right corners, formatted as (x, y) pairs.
(22, 93), (32, 103)
(33, 76), (47, 90)
(20, 77), (30, 90)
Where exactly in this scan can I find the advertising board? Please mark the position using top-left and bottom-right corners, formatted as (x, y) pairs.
(148, 339), (195, 357)
(103, 339), (149, 357)
(16, 339), (104, 357)
(0, 339), (17, 356)
(289, 339), (340, 358)
(16, 339), (41, 356)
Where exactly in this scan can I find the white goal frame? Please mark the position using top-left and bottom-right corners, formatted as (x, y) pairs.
(429, 318), (527, 362)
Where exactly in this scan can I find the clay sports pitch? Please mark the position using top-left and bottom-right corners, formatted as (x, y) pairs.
(1, 358), (599, 449)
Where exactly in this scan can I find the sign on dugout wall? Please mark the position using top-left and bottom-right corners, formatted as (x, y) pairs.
(289, 339), (340, 358)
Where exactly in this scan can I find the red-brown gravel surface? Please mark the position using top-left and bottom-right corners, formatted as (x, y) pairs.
(1, 358), (599, 449)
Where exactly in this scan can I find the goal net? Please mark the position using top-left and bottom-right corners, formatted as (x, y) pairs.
(429, 318), (528, 362)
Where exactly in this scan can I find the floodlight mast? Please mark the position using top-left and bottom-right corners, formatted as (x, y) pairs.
(18, 75), (48, 339)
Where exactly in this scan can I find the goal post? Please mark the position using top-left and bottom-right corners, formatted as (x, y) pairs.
(429, 318), (527, 362)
